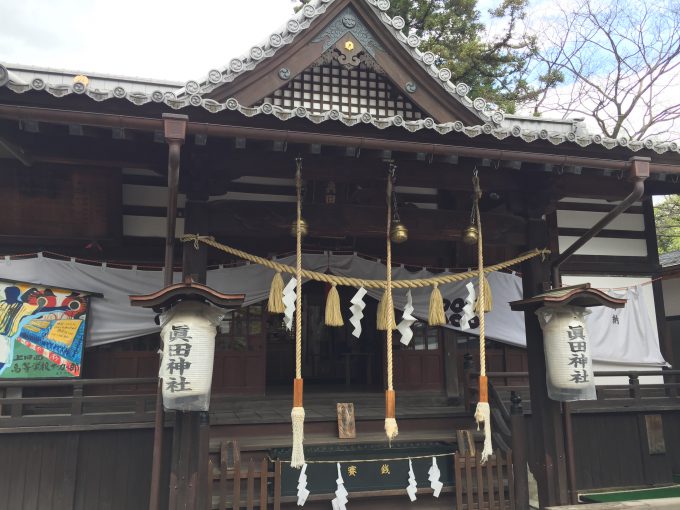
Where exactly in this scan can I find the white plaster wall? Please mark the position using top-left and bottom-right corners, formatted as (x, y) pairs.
(556, 210), (644, 231)
(662, 277), (680, 316)
(557, 236), (647, 256)
(123, 216), (185, 237)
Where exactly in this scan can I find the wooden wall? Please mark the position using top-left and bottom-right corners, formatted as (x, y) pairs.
(0, 428), (170, 510)
(0, 165), (121, 242)
(571, 411), (675, 490)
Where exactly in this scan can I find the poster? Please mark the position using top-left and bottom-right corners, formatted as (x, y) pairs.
(0, 280), (91, 379)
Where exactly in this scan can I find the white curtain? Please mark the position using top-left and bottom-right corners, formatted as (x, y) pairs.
(0, 254), (666, 366)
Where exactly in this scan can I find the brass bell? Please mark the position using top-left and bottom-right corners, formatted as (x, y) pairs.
(290, 218), (308, 238)
(462, 224), (479, 245)
(390, 220), (409, 244)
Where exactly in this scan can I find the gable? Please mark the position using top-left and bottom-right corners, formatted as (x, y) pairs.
(186, 0), (501, 126)
(254, 49), (427, 120)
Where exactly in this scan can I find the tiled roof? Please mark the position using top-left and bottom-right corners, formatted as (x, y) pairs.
(178, 0), (502, 126)
(0, 0), (679, 156)
(660, 250), (680, 268)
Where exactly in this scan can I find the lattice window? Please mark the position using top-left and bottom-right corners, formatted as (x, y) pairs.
(259, 59), (425, 120)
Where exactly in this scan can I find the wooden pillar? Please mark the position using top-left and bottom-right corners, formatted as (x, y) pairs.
(169, 412), (203, 509)
(162, 113), (188, 287)
(150, 113), (188, 510)
(510, 391), (529, 510)
(521, 215), (569, 508)
(182, 198), (210, 284)
(443, 329), (460, 401)
(173, 190), (210, 510)
(159, 115), (212, 510)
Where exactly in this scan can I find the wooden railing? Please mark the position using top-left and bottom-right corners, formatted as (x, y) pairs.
(211, 439), (522, 510)
(454, 450), (515, 510)
(0, 377), (158, 430)
(463, 361), (680, 412)
(210, 441), (281, 510)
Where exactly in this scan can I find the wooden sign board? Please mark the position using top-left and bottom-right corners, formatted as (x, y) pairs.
(337, 403), (356, 439)
(644, 414), (666, 455)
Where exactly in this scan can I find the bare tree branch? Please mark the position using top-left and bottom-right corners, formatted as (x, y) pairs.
(525, 0), (680, 141)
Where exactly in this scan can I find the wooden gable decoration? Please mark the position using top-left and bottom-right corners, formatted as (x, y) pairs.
(197, 0), (492, 125)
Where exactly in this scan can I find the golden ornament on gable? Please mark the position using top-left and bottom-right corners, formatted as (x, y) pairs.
(73, 75), (89, 86)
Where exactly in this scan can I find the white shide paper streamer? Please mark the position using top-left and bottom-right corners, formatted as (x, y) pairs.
(349, 287), (367, 339)
(460, 281), (476, 331)
(331, 462), (349, 510)
(406, 458), (418, 501)
(428, 457), (443, 497)
(282, 277), (297, 331)
(296, 463), (310, 506)
(398, 290), (417, 345)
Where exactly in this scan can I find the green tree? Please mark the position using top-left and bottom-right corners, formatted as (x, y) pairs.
(385, 0), (543, 113)
(654, 195), (680, 254)
(298, 0), (548, 114)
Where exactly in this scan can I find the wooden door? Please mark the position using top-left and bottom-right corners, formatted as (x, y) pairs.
(393, 321), (444, 391)
(212, 303), (266, 395)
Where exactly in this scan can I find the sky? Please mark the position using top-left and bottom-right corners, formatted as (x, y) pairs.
(1, 0), (506, 83)
(0, 0), (300, 82)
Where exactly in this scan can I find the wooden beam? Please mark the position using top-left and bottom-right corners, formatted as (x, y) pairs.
(217, 151), (524, 192)
(2, 104), (679, 174)
(0, 134), (32, 166)
(205, 200), (527, 245)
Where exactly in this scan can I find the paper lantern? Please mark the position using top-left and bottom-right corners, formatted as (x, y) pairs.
(536, 305), (596, 401)
(159, 301), (224, 411)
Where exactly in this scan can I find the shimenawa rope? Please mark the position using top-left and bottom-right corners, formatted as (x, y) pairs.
(181, 234), (548, 289)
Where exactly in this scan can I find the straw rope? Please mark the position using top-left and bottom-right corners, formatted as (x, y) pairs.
(291, 157), (305, 470)
(472, 171), (493, 464)
(386, 170), (394, 392)
(269, 452), (457, 464)
(474, 174), (486, 378)
(295, 158), (303, 380)
(181, 235), (548, 288)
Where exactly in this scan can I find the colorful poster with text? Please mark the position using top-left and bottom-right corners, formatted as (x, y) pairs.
(0, 280), (90, 379)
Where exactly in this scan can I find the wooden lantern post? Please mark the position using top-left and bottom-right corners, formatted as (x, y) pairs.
(131, 282), (244, 510)
(511, 283), (627, 506)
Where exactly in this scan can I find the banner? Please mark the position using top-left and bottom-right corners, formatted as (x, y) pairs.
(0, 254), (667, 367)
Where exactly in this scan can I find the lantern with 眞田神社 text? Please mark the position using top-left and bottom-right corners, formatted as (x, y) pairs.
(130, 279), (244, 412)
(510, 283), (626, 402)
(159, 301), (223, 411)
